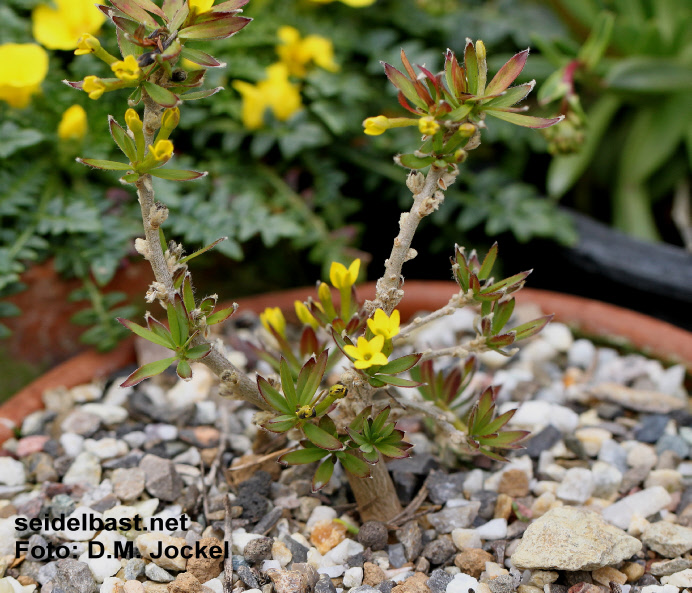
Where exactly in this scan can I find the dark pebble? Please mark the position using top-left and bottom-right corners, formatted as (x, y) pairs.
(251, 507), (282, 535)
(315, 573), (338, 593)
(596, 404), (623, 421)
(387, 453), (439, 475)
(347, 552), (365, 568)
(619, 465), (649, 493)
(422, 537), (456, 565)
(564, 571), (593, 586)
(358, 521), (388, 551)
(634, 415), (669, 443)
(397, 520), (423, 562)
(280, 535), (309, 564)
(238, 471), (273, 498)
(427, 568), (454, 593)
(471, 490), (499, 521)
(244, 536), (273, 563)
(637, 575), (659, 587)
(387, 543), (407, 568)
(101, 450), (144, 469)
(545, 585), (568, 593)
(677, 486), (692, 514)
(377, 582), (395, 593)
(427, 470), (467, 504)
(524, 425), (562, 458)
(236, 564), (260, 589)
(391, 471), (419, 505)
(54, 558), (97, 593)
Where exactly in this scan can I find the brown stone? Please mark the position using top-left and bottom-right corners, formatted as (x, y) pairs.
(363, 562), (385, 586)
(392, 571), (431, 593)
(567, 584), (603, 593)
(167, 573), (202, 593)
(454, 548), (494, 578)
(186, 537), (224, 582)
(494, 493), (513, 520)
(591, 567), (627, 586)
(124, 582), (145, 593)
(498, 469), (530, 498)
(227, 453), (281, 485)
(266, 568), (308, 593)
(0, 504), (17, 518)
(310, 520), (347, 554)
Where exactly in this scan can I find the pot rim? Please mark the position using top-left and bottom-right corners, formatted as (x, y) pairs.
(2, 281), (690, 445)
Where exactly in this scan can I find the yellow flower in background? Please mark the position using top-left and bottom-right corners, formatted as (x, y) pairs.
(367, 309), (400, 340)
(232, 63), (302, 130)
(309, 0), (377, 6)
(58, 105), (88, 140)
(329, 259), (360, 291)
(33, 0), (105, 50)
(189, 0), (215, 15)
(276, 26), (339, 77)
(82, 76), (106, 100)
(0, 43), (49, 108)
(111, 55), (141, 83)
(344, 335), (388, 370)
(260, 307), (287, 338)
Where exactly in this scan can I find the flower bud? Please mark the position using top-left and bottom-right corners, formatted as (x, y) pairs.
(363, 115), (389, 136)
(458, 123), (476, 137)
(295, 301), (319, 329)
(74, 34), (101, 56)
(149, 140), (174, 163)
(156, 107), (181, 142)
(418, 116), (439, 136)
(125, 108), (142, 134)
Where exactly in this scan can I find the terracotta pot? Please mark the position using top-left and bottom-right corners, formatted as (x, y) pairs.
(2, 281), (691, 445)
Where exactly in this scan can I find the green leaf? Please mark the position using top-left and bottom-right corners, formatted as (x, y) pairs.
(485, 49), (529, 96)
(120, 356), (176, 387)
(108, 116), (136, 163)
(312, 458), (335, 491)
(149, 168), (207, 180)
(606, 58), (692, 92)
(370, 407), (390, 435)
(483, 82), (534, 110)
(303, 422), (343, 451)
(297, 350), (328, 406)
(117, 317), (175, 348)
(279, 447), (329, 465)
(486, 110), (564, 129)
(512, 314), (553, 340)
(77, 158), (132, 171)
(185, 343), (212, 360)
(109, 0), (160, 27)
(257, 376), (292, 415)
(142, 81), (180, 108)
(375, 442), (412, 459)
(372, 375), (421, 388)
(176, 359), (192, 380)
(179, 14), (251, 40)
(280, 358), (298, 410)
(377, 353), (422, 375)
(120, 173), (140, 183)
(263, 414), (298, 433)
(0, 122), (43, 158)
(206, 303), (238, 325)
(464, 40), (479, 96)
(397, 154), (435, 169)
(577, 10), (614, 71)
(337, 451), (371, 478)
(180, 46), (226, 68)
(180, 87), (224, 101)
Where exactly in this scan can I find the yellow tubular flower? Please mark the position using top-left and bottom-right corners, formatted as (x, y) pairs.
(149, 140), (174, 162)
(232, 63), (302, 130)
(58, 105), (87, 140)
(344, 335), (388, 370)
(0, 43), (49, 108)
(260, 307), (286, 337)
(111, 55), (141, 82)
(276, 26), (338, 77)
(74, 34), (100, 55)
(367, 309), (400, 340)
(418, 116), (440, 135)
(82, 75), (106, 100)
(295, 301), (319, 329)
(189, 0), (215, 15)
(32, 0), (105, 51)
(363, 115), (389, 136)
(329, 259), (360, 291)
(125, 108), (142, 133)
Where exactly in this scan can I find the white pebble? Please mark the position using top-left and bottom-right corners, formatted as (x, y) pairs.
(0, 458), (25, 486)
(84, 438), (128, 460)
(447, 572), (480, 593)
(80, 404), (128, 425)
(343, 567), (363, 588)
(261, 560), (280, 571)
(556, 467), (593, 504)
(307, 506), (337, 530)
(81, 552), (121, 583)
(641, 586), (679, 593)
(60, 433), (85, 457)
(507, 401), (578, 433)
(323, 538), (364, 565)
(476, 518), (507, 540)
(542, 322), (573, 352)
(626, 443), (657, 469)
(61, 507), (104, 541)
(452, 528), (482, 550)
(568, 339), (596, 369)
(602, 486), (672, 529)
(317, 564), (346, 578)
(202, 579), (224, 593)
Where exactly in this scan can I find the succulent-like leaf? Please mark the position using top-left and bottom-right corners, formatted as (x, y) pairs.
(206, 303), (238, 325)
(120, 356), (176, 387)
(376, 441), (413, 459)
(180, 87), (225, 101)
(279, 446), (329, 466)
(162, 0), (184, 20)
(145, 313), (174, 345)
(185, 343), (212, 360)
(464, 40), (479, 96)
(482, 271), (531, 295)
(142, 81), (180, 108)
(397, 154), (436, 169)
(148, 167), (207, 181)
(77, 158), (132, 171)
(178, 237), (226, 265)
(492, 298), (515, 334)
(211, 0), (250, 11)
(475, 429), (529, 448)
(166, 294), (189, 346)
(486, 110), (564, 129)
(108, 119), (136, 163)
(257, 376), (292, 415)
(109, 0), (160, 28)
(512, 314), (553, 340)
(372, 375), (421, 388)
(377, 353), (422, 375)
(337, 451), (371, 477)
(280, 358), (297, 410)
(349, 406), (371, 432)
(312, 457), (336, 491)
(303, 422), (343, 451)
(383, 62), (427, 109)
(180, 47), (226, 68)
(483, 82), (535, 110)
(299, 327), (319, 359)
(263, 414), (298, 433)
(296, 350), (329, 406)
(370, 407), (390, 435)
(176, 359), (192, 380)
(485, 49), (529, 96)
(181, 273), (195, 312)
(179, 14), (251, 40)
(117, 317), (175, 348)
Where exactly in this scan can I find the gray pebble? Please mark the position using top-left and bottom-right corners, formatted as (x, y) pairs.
(397, 520), (423, 562)
(37, 562), (58, 585)
(387, 543), (407, 568)
(634, 415), (669, 443)
(488, 574), (515, 593)
(54, 559), (97, 593)
(422, 537), (456, 565)
(124, 558), (145, 580)
(657, 434), (690, 459)
(144, 562), (175, 582)
(315, 573), (338, 593)
(244, 536), (274, 563)
(280, 536), (308, 564)
(139, 453), (184, 501)
(524, 425), (562, 459)
(237, 564), (260, 589)
(357, 521), (388, 551)
(427, 470), (466, 504)
(427, 568), (454, 593)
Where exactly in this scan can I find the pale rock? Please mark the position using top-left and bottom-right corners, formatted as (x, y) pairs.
(519, 339), (558, 365)
(0, 458), (25, 486)
(136, 533), (187, 571)
(100, 576), (125, 593)
(592, 566), (627, 586)
(271, 541), (292, 567)
(532, 481), (559, 496)
(60, 507), (104, 541)
(261, 560), (280, 572)
(543, 463), (567, 483)
(343, 567), (363, 588)
(166, 365), (215, 407)
(102, 381), (131, 406)
(510, 506), (641, 570)
(447, 572), (480, 593)
(317, 564), (345, 578)
(625, 443), (658, 469)
(478, 350), (511, 369)
(507, 401), (578, 434)
(626, 513), (650, 537)
(568, 339), (596, 369)
(230, 529), (263, 555)
(556, 468), (593, 504)
(644, 470), (682, 493)
(531, 492), (558, 519)
(307, 506), (337, 530)
(484, 456), (533, 491)
(661, 569), (692, 588)
(482, 561), (508, 579)
(63, 452), (102, 487)
(655, 364), (686, 397)
(84, 438), (128, 460)
(322, 538), (363, 565)
(541, 323), (573, 352)
(71, 383), (102, 403)
(0, 517), (19, 555)
(476, 519), (507, 540)
(463, 469), (486, 496)
(591, 383), (685, 413)
(574, 427), (612, 457)
(201, 579), (223, 593)
(80, 404), (129, 426)
(452, 529), (482, 550)
(60, 433), (85, 458)
(591, 461), (623, 500)
(641, 521), (692, 557)
(641, 586), (679, 593)
(601, 486), (672, 529)
(79, 550), (122, 583)
(528, 571), (558, 587)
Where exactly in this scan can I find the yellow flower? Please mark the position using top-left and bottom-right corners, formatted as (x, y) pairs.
(0, 43), (49, 108)
(189, 0), (215, 15)
(57, 105), (87, 140)
(82, 75), (106, 100)
(125, 108), (142, 134)
(74, 34), (100, 56)
(418, 116), (440, 135)
(232, 63), (302, 130)
(260, 307), (286, 337)
(363, 115), (389, 136)
(111, 55), (141, 82)
(329, 259), (360, 291)
(276, 26), (338, 77)
(149, 140), (174, 162)
(309, 0), (377, 6)
(295, 301), (319, 329)
(344, 335), (388, 370)
(33, 0), (105, 51)
(367, 309), (400, 340)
